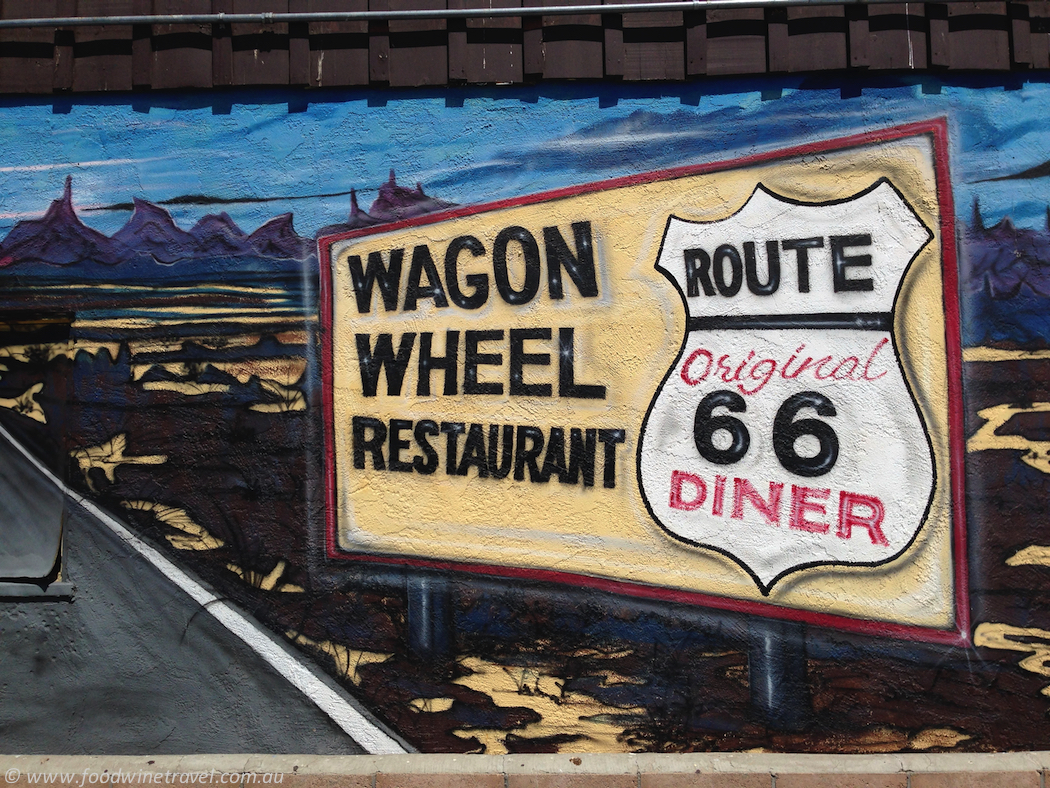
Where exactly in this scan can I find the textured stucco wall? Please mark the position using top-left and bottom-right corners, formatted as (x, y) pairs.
(0, 77), (1049, 754)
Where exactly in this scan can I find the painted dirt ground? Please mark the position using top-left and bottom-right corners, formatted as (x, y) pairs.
(0, 312), (1045, 753)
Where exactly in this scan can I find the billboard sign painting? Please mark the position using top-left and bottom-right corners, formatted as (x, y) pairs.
(320, 119), (967, 645)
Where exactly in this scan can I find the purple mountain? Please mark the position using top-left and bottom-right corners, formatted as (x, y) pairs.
(0, 176), (121, 267)
(348, 189), (378, 228)
(963, 200), (1050, 298)
(960, 201), (1050, 347)
(316, 189), (381, 237)
(0, 171), (456, 278)
(189, 212), (251, 257)
(368, 170), (456, 223)
(111, 198), (200, 263)
(248, 214), (313, 260)
(0, 178), (316, 274)
(317, 175), (457, 238)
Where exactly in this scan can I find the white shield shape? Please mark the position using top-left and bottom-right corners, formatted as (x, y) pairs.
(637, 179), (935, 594)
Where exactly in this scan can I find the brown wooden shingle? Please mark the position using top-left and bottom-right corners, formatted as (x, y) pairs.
(288, 0), (308, 85)
(846, 4), (869, 67)
(368, 13), (389, 84)
(375, 0), (447, 87)
(132, 0), (150, 87)
(866, 2), (927, 69)
(604, 7), (624, 77)
(522, 0), (543, 77)
(535, 0), (603, 79)
(1010, 1), (1031, 66)
(211, 0), (233, 85)
(151, 0), (212, 89)
(54, 0), (76, 90)
(767, 6), (787, 71)
(0, 0), (1041, 92)
(290, 0), (368, 87)
(787, 4), (847, 71)
(449, 0), (522, 84)
(1030, 0), (1050, 68)
(929, 2), (950, 65)
(685, 9), (706, 75)
(607, 0), (685, 80)
(231, 0), (289, 85)
(0, 0), (59, 94)
(705, 7), (766, 75)
(948, 0), (1010, 69)
(72, 0), (135, 92)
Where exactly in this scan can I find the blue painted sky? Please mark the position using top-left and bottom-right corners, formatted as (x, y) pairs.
(0, 77), (1048, 238)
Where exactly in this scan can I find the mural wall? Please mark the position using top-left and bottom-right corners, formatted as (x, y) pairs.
(4, 78), (1050, 753)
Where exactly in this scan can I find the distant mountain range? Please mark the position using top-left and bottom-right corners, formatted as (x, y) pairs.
(963, 201), (1050, 298)
(962, 200), (1050, 347)
(6, 174), (1050, 349)
(317, 170), (456, 236)
(0, 172), (457, 282)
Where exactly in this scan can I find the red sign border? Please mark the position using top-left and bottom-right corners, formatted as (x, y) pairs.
(318, 118), (969, 647)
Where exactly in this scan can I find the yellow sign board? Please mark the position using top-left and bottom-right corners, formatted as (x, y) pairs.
(320, 121), (968, 644)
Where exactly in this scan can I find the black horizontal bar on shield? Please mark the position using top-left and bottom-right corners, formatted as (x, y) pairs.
(688, 313), (892, 331)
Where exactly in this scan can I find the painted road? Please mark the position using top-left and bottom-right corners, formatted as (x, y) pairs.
(0, 424), (403, 754)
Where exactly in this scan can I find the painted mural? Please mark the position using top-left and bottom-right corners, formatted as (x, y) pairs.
(5, 78), (1050, 753)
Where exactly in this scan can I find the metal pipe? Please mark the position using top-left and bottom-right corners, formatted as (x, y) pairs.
(0, 0), (978, 29)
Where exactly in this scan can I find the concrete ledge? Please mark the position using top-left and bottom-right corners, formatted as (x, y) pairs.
(2, 753), (1050, 779)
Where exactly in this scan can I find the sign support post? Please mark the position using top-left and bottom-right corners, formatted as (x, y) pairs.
(748, 617), (810, 730)
(406, 572), (454, 669)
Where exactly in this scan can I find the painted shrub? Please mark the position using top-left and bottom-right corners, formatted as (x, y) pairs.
(1, 78), (1050, 753)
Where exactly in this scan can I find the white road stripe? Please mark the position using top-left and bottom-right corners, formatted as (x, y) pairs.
(0, 422), (409, 755)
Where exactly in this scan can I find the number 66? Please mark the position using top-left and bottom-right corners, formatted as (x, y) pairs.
(693, 389), (839, 477)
